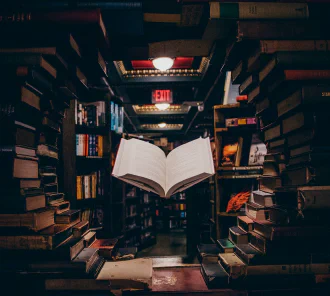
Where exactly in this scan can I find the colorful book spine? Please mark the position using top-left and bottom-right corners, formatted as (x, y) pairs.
(114, 103), (119, 133)
(110, 101), (115, 131)
(76, 176), (82, 200)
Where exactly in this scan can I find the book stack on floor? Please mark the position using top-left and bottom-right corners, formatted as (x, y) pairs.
(215, 40), (330, 289)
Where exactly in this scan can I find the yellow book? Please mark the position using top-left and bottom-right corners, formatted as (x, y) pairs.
(76, 176), (82, 200)
(92, 173), (97, 198)
(238, 118), (247, 125)
(98, 135), (103, 157)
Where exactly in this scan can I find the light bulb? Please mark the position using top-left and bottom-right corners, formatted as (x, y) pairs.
(155, 103), (170, 111)
(152, 57), (174, 71)
(158, 122), (167, 128)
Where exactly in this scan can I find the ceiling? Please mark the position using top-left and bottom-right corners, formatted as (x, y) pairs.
(6, 0), (228, 139)
(97, 0), (229, 139)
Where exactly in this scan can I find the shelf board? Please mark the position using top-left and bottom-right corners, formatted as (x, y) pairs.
(169, 216), (187, 220)
(75, 125), (109, 135)
(215, 126), (256, 133)
(217, 166), (263, 171)
(163, 200), (187, 204)
(217, 212), (241, 217)
(218, 174), (261, 180)
(76, 197), (105, 206)
(213, 103), (240, 110)
(76, 156), (109, 160)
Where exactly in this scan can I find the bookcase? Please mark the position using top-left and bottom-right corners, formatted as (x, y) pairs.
(213, 103), (263, 240)
(123, 185), (157, 249)
(62, 94), (124, 234)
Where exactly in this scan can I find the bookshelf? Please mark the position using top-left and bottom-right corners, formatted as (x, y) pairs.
(213, 103), (263, 240)
(122, 185), (157, 249)
(62, 94), (124, 234)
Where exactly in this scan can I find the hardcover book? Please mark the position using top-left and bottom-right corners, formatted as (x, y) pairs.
(237, 216), (254, 233)
(251, 190), (274, 207)
(210, 2), (308, 19)
(112, 137), (214, 197)
(229, 226), (249, 245)
(217, 239), (235, 253)
(201, 262), (229, 289)
(248, 133), (267, 166)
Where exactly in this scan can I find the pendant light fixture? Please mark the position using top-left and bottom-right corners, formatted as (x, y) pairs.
(152, 57), (174, 71)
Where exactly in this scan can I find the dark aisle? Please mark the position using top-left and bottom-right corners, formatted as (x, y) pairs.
(138, 232), (187, 257)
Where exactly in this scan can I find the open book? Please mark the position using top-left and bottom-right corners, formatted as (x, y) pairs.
(112, 137), (215, 198)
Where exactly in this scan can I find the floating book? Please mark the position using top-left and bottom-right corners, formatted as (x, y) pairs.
(112, 137), (214, 198)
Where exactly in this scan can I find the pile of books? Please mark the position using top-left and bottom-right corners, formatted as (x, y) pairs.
(0, 8), (117, 287)
(204, 45), (330, 289)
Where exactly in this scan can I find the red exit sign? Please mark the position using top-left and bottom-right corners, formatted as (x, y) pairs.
(152, 89), (173, 104)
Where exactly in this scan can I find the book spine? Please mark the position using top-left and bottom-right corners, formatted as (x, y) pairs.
(114, 103), (119, 133)
(76, 176), (82, 200)
(84, 176), (89, 199)
(98, 136), (103, 157)
(211, 3), (309, 19)
(89, 135), (93, 156)
(75, 100), (77, 125)
(0, 10), (101, 24)
(92, 174), (96, 198)
(110, 102), (115, 131)
(247, 263), (330, 276)
(285, 70), (330, 80)
(260, 40), (330, 53)
(76, 135), (79, 156)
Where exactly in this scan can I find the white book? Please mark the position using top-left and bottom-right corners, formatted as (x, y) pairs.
(112, 137), (214, 198)
(84, 175), (90, 199)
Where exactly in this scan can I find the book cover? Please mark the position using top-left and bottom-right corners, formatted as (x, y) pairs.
(112, 137), (214, 197)
(248, 133), (267, 166)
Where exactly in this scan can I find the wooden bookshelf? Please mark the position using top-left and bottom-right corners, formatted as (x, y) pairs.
(213, 103), (260, 240)
(123, 185), (157, 249)
(62, 95), (124, 234)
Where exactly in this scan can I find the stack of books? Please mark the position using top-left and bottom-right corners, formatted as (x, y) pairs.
(216, 43), (330, 288)
(0, 10), (110, 282)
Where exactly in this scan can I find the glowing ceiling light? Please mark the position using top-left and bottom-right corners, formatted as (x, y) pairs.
(155, 103), (170, 111)
(158, 122), (167, 128)
(152, 57), (174, 71)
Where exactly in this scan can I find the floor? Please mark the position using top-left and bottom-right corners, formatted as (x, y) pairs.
(138, 232), (187, 257)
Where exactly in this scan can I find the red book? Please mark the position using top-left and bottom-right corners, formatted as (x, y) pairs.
(0, 9), (108, 46)
(236, 95), (248, 102)
(0, 10), (101, 24)
(284, 70), (330, 80)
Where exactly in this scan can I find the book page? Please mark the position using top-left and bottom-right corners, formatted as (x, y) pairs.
(113, 139), (167, 193)
(165, 137), (214, 196)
